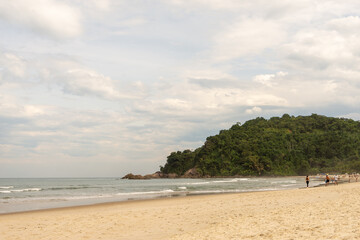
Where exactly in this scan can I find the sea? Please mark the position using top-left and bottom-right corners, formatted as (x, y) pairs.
(0, 177), (323, 214)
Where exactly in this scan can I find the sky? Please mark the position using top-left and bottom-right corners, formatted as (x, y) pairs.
(1, 0), (360, 177)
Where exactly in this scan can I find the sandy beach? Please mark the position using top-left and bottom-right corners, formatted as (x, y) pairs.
(1, 181), (360, 240)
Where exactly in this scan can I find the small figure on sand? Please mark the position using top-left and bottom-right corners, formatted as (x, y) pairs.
(325, 174), (330, 186)
(334, 175), (338, 185)
(356, 173), (359, 182)
(306, 175), (310, 188)
(348, 174), (351, 183)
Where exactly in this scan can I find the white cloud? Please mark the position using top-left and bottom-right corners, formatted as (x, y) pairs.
(2, 53), (26, 77)
(167, 0), (245, 10)
(119, 18), (147, 27)
(339, 113), (360, 121)
(185, 68), (236, 81)
(212, 18), (286, 61)
(0, 0), (82, 39)
(245, 93), (288, 107)
(253, 71), (288, 87)
(0, 94), (52, 119)
(0, 53), (27, 81)
(282, 17), (360, 74)
(48, 61), (141, 100)
(60, 68), (122, 99)
(0, 52), (136, 100)
(324, 80), (338, 93)
(327, 16), (360, 35)
(245, 106), (262, 115)
(87, 0), (112, 11)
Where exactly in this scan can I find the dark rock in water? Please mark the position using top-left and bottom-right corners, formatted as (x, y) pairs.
(122, 171), (179, 179)
(122, 173), (146, 180)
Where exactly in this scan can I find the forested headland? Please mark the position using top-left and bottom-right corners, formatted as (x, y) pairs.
(160, 114), (360, 177)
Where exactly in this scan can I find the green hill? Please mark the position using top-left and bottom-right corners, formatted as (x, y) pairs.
(160, 114), (360, 176)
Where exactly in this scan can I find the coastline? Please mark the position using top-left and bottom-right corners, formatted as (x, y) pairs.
(1, 181), (360, 240)
(0, 176), (314, 214)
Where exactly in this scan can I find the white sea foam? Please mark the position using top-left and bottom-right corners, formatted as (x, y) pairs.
(62, 195), (113, 200)
(213, 178), (249, 183)
(116, 189), (175, 196)
(0, 188), (42, 193)
(0, 186), (14, 189)
(185, 181), (210, 185)
(271, 180), (296, 184)
(253, 188), (279, 191)
(12, 188), (42, 192)
(212, 179), (238, 183)
(0, 191), (12, 194)
(178, 186), (187, 190)
(192, 190), (226, 194)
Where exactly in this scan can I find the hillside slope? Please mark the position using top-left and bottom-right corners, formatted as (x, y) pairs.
(160, 114), (360, 176)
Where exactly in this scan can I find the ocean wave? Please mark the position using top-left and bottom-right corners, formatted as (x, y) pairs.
(178, 186), (187, 190)
(253, 188), (279, 191)
(271, 180), (297, 184)
(185, 181), (210, 185)
(189, 187), (285, 195)
(213, 178), (249, 183)
(0, 188), (42, 194)
(0, 191), (11, 194)
(281, 184), (294, 187)
(0, 186), (14, 189)
(47, 186), (94, 191)
(191, 190), (231, 194)
(61, 195), (113, 201)
(212, 179), (238, 183)
(116, 189), (175, 196)
(238, 178), (250, 181)
(0, 194), (114, 203)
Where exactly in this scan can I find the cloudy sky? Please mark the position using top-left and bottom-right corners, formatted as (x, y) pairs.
(1, 0), (360, 177)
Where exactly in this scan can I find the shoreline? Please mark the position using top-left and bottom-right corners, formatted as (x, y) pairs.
(0, 176), (312, 215)
(1, 181), (360, 239)
(0, 176), (321, 215)
(0, 186), (299, 216)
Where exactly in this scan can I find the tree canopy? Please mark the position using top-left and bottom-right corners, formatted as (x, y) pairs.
(160, 114), (360, 176)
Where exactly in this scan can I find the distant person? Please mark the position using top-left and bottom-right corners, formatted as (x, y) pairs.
(306, 175), (310, 188)
(334, 175), (338, 185)
(356, 174), (359, 182)
(325, 174), (330, 186)
(349, 174), (351, 183)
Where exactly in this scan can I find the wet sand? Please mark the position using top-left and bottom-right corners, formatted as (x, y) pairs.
(1, 181), (359, 240)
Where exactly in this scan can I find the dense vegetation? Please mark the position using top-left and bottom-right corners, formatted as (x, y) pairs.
(160, 114), (360, 176)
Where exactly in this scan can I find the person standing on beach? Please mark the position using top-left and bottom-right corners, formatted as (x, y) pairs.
(325, 174), (330, 186)
(306, 176), (310, 188)
(334, 175), (338, 185)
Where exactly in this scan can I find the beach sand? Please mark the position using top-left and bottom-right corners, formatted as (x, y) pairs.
(1, 182), (360, 240)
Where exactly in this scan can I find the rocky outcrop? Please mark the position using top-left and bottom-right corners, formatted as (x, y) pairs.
(144, 171), (164, 179)
(121, 173), (147, 180)
(166, 173), (178, 178)
(122, 171), (179, 179)
(182, 168), (201, 178)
